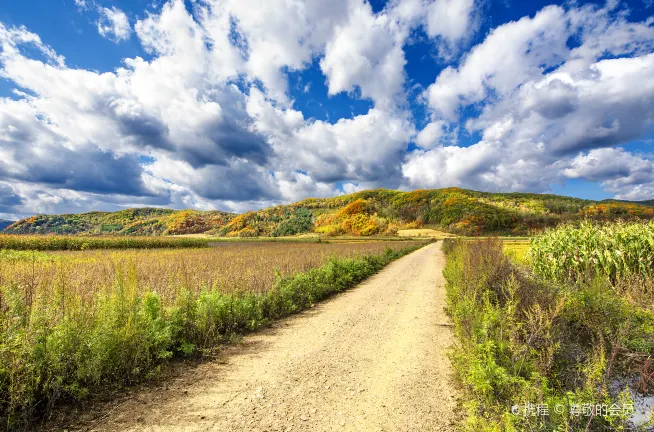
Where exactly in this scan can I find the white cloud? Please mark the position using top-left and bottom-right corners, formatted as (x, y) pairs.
(219, 0), (350, 104)
(341, 182), (365, 195)
(97, 6), (131, 42)
(74, 0), (88, 10)
(423, 0), (479, 57)
(1, 0), (654, 219)
(406, 2), (654, 199)
(320, 0), (409, 109)
(424, 5), (568, 120)
(424, 0), (476, 41)
(564, 148), (653, 183)
(247, 87), (414, 184)
(415, 120), (454, 149)
(564, 148), (654, 201)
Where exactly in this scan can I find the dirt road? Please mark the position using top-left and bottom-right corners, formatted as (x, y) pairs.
(77, 242), (458, 432)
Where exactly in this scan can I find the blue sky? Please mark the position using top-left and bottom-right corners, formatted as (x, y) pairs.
(0, 0), (653, 218)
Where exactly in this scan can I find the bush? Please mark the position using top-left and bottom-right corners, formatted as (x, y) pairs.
(272, 208), (314, 237)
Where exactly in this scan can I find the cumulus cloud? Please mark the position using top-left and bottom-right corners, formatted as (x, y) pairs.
(221, 0), (350, 104)
(320, 0), (409, 109)
(565, 149), (654, 201)
(0, 0), (653, 218)
(0, 0), (422, 217)
(247, 87), (414, 185)
(424, 5), (569, 120)
(423, 0), (480, 57)
(408, 1), (654, 199)
(97, 6), (132, 42)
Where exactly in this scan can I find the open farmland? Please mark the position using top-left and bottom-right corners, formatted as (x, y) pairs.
(0, 234), (211, 250)
(0, 240), (426, 429)
(0, 241), (425, 298)
(37, 242), (458, 432)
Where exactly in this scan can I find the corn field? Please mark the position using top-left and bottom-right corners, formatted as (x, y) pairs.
(530, 221), (654, 283)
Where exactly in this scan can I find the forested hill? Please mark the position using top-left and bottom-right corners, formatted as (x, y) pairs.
(4, 188), (654, 237)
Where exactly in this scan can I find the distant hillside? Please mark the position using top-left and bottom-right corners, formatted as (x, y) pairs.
(0, 220), (15, 231)
(603, 198), (654, 207)
(4, 188), (654, 237)
(4, 208), (234, 236)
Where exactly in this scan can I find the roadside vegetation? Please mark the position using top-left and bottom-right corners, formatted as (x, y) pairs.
(5, 188), (654, 238)
(0, 240), (425, 429)
(444, 221), (654, 431)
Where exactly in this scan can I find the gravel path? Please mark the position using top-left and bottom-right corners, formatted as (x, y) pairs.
(75, 242), (458, 432)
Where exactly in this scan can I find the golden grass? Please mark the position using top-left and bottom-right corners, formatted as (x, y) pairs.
(0, 241), (425, 305)
(503, 239), (531, 265)
(397, 228), (455, 239)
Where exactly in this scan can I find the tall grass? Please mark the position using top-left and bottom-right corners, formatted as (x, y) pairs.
(531, 221), (654, 283)
(0, 235), (211, 251)
(0, 242), (423, 299)
(0, 241), (425, 429)
(443, 238), (654, 431)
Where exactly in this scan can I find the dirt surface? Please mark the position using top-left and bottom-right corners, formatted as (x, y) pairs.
(66, 242), (459, 432)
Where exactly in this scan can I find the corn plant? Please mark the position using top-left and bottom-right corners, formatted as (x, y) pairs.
(530, 221), (654, 283)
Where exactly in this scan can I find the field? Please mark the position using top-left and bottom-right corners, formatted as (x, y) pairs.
(396, 228), (456, 239)
(0, 242), (423, 298)
(0, 240), (426, 428)
(0, 234), (211, 250)
(531, 221), (654, 283)
(444, 222), (654, 431)
(503, 239), (531, 264)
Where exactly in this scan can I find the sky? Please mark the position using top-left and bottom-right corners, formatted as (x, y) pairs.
(0, 0), (653, 219)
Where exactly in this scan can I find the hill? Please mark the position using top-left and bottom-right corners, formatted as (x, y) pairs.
(4, 208), (234, 236)
(4, 188), (654, 237)
(0, 220), (15, 231)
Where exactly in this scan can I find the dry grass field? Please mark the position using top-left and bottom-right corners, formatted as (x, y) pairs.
(397, 228), (455, 239)
(0, 241), (424, 301)
(0, 240), (426, 429)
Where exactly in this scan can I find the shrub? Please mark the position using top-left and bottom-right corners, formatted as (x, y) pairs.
(272, 208), (314, 237)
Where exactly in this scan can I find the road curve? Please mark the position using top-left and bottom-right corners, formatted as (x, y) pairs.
(76, 242), (458, 432)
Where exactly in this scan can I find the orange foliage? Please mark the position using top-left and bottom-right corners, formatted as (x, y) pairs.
(443, 197), (459, 206)
(341, 213), (379, 236)
(338, 199), (370, 217)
